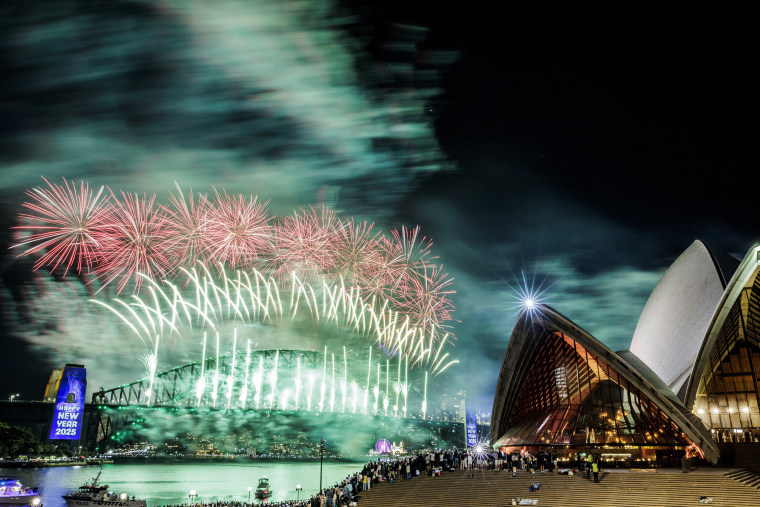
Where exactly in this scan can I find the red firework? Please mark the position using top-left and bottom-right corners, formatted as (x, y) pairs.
(275, 206), (341, 283)
(360, 235), (403, 304)
(332, 219), (382, 287)
(395, 261), (455, 332)
(383, 225), (436, 296)
(159, 185), (209, 269)
(94, 192), (171, 293)
(202, 190), (273, 270)
(13, 180), (457, 331)
(13, 177), (110, 275)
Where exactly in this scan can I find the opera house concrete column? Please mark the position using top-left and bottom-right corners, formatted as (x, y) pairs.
(491, 304), (719, 463)
(686, 245), (760, 443)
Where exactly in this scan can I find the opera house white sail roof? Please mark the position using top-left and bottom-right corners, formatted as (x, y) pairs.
(629, 240), (725, 398)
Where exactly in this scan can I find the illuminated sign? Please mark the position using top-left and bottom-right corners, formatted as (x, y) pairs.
(375, 438), (392, 453)
(49, 366), (86, 440)
(466, 411), (478, 447)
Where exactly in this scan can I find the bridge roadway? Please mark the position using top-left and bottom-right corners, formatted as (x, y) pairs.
(354, 468), (760, 507)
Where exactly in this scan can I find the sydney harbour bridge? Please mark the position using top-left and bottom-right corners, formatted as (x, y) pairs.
(77, 348), (459, 456)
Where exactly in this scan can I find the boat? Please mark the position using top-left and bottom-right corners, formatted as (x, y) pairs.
(62, 467), (146, 506)
(0, 477), (41, 506)
(85, 458), (114, 466)
(254, 477), (271, 499)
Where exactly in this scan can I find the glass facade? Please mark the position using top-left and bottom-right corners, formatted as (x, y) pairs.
(498, 329), (693, 448)
(693, 267), (760, 441)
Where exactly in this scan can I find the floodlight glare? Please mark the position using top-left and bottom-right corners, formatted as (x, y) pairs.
(524, 298), (536, 309)
(475, 445), (483, 453)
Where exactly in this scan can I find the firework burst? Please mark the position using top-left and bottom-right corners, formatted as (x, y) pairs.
(13, 179), (457, 333)
(275, 206), (341, 283)
(203, 190), (274, 270)
(397, 262), (455, 332)
(159, 184), (209, 269)
(13, 177), (109, 275)
(332, 219), (381, 287)
(95, 192), (171, 293)
(385, 225), (435, 294)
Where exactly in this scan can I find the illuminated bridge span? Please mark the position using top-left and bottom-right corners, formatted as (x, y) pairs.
(92, 347), (426, 419)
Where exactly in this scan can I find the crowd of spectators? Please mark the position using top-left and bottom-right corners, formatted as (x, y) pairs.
(162, 447), (562, 507)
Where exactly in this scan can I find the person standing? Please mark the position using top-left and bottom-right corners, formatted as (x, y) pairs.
(592, 460), (600, 483)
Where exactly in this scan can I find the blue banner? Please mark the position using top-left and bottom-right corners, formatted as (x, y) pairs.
(466, 411), (478, 447)
(49, 366), (86, 440)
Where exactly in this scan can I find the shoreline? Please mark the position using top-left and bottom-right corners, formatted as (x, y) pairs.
(0, 455), (369, 469)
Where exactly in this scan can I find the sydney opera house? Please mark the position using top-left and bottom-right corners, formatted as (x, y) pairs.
(491, 241), (760, 464)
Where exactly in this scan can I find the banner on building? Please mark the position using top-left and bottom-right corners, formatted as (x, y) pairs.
(465, 411), (478, 447)
(48, 365), (87, 440)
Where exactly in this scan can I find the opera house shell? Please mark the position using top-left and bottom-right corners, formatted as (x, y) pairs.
(491, 240), (760, 463)
(628, 241), (726, 399)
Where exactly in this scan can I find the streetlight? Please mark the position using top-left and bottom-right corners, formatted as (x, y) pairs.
(9, 393), (20, 402)
(247, 486), (252, 503)
(296, 484), (302, 502)
(319, 437), (325, 491)
(189, 489), (196, 505)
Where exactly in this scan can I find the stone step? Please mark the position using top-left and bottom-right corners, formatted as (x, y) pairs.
(725, 468), (760, 489)
(355, 469), (760, 507)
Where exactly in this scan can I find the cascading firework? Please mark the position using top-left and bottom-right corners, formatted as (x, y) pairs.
(91, 262), (458, 373)
(88, 264), (456, 418)
(123, 342), (427, 418)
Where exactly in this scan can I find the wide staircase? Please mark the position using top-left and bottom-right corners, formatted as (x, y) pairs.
(726, 469), (760, 490)
(355, 469), (760, 507)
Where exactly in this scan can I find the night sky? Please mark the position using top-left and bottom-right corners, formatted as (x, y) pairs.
(1, 2), (758, 412)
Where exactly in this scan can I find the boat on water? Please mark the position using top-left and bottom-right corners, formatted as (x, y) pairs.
(254, 477), (271, 499)
(0, 477), (41, 506)
(62, 467), (146, 507)
(85, 458), (114, 466)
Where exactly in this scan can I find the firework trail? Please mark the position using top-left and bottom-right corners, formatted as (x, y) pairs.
(114, 335), (431, 420)
(195, 333), (207, 407)
(239, 339), (251, 406)
(141, 335), (160, 406)
(93, 262), (458, 372)
(12, 177), (109, 275)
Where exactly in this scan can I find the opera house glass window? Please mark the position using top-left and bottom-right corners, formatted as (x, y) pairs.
(693, 268), (760, 440)
(499, 331), (692, 447)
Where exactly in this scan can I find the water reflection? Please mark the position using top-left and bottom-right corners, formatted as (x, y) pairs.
(2, 460), (365, 506)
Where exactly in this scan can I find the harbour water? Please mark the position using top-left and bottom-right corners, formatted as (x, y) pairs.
(1, 460), (366, 506)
